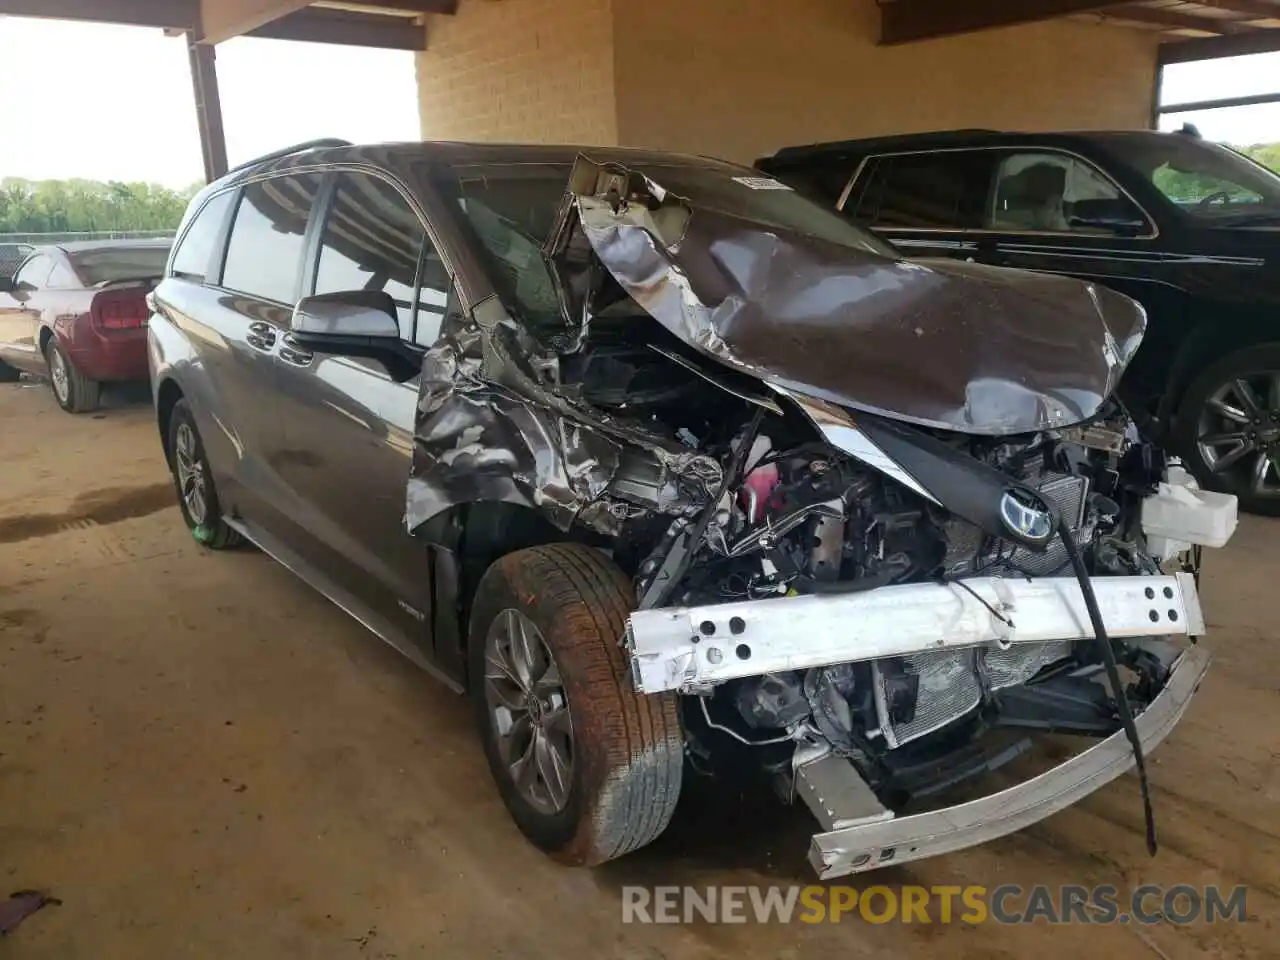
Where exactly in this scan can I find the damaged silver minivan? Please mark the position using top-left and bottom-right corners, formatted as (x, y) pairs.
(149, 140), (1237, 877)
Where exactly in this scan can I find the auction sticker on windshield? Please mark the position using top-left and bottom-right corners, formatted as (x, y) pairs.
(731, 176), (793, 190)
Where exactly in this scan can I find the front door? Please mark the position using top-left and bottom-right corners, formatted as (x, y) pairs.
(972, 149), (1177, 399)
(201, 173), (322, 534)
(270, 170), (452, 652)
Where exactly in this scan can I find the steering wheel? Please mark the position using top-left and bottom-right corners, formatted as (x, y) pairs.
(1198, 190), (1234, 208)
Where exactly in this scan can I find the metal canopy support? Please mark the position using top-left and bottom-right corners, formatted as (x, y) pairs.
(188, 33), (229, 183)
(878, 0), (1115, 45)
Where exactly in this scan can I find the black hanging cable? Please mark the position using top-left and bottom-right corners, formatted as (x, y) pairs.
(1058, 517), (1158, 856)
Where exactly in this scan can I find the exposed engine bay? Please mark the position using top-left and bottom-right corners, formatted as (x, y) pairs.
(409, 152), (1236, 876)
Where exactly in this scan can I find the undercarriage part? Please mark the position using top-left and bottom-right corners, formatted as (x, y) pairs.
(735, 672), (810, 730)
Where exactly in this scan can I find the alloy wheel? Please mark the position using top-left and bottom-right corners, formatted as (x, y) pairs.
(483, 607), (574, 815)
(1196, 372), (1280, 500)
(49, 348), (70, 404)
(173, 422), (209, 525)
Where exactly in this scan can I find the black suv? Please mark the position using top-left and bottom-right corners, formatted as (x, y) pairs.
(759, 129), (1280, 514)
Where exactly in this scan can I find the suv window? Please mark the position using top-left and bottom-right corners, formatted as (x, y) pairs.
(172, 191), (234, 281)
(988, 152), (1143, 233)
(221, 175), (320, 303)
(313, 173), (449, 347)
(853, 152), (994, 229)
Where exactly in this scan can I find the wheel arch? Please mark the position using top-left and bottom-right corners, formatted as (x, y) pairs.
(1161, 309), (1280, 425)
(418, 501), (610, 673)
(155, 377), (186, 466)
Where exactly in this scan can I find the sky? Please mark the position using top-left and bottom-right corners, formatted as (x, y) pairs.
(1158, 50), (1280, 144)
(0, 16), (1278, 186)
(0, 17), (419, 187)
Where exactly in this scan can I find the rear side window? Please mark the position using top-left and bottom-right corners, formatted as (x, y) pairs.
(221, 175), (320, 303)
(13, 254), (53, 289)
(171, 191), (234, 281)
(854, 152), (995, 229)
(313, 172), (448, 346)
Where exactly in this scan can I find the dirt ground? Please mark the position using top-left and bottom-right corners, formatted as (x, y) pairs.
(0, 377), (1276, 959)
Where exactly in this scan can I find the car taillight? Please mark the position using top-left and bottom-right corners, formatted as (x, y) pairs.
(91, 291), (149, 331)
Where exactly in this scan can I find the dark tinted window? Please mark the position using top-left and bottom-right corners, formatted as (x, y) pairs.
(221, 175), (320, 303)
(13, 254), (53, 289)
(313, 173), (448, 346)
(69, 246), (171, 286)
(172, 191), (234, 281)
(762, 157), (858, 206)
(854, 152), (994, 229)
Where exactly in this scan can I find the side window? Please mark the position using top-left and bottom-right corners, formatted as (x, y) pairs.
(13, 254), (53, 289)
(313, 172), (448, 347)
(171, 191), (234, 281)
(221, 174), (320, 303)
(765, 158), (857, 206)
(853, 152), (994, 229)
(988, 152), (1144, 234)
(47, 258), (78, 288)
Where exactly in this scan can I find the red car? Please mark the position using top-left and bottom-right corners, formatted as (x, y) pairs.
(0, 239), (171, 412)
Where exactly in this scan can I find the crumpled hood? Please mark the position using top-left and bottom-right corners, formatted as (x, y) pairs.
(554, 157), (1147, 436)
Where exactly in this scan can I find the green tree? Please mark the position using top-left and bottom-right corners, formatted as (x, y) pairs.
(0, 178), (196, 235)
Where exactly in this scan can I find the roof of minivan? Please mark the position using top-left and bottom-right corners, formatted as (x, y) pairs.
(220, 140), (751, 188)
(761, 129), (1182, 165)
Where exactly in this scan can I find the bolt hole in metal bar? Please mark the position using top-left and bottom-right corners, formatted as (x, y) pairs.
(628, 574), (1204, 694)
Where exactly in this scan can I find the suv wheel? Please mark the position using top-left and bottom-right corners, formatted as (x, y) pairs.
(1176, 343), (1280, 517)
(469, 543), (683, 866)
(165, 399), (244, 548)
(45, 338), (100, 413)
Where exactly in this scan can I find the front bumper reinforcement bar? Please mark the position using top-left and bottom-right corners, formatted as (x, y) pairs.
(801, 644), (1209, 877)
(626, 573), (1205, 694)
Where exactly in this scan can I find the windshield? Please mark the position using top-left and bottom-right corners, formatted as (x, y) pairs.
(1108, 134), (1280, 222)
(68, 245), (171, 286)
(435, 160), (898, 327)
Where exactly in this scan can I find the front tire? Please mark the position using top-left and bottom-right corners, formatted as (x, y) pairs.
(165, 399), (244, 548)
(469, 543), (683, 866)
(45, 338), (100, 413)
(1176, 343), (1280, 517)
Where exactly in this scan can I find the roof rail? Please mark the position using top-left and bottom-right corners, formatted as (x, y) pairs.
(225, 138), (353, 176)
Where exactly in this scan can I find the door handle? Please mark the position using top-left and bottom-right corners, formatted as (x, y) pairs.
(279, 333), (313, 367)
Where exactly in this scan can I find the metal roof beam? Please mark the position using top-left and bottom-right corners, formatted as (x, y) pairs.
(878, 0), (1116, 44)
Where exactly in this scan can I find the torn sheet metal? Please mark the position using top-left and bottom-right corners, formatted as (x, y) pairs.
(553, 155), (1147, 437)
(407, 296), (720, 536)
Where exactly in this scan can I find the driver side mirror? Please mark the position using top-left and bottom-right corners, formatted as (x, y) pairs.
(1069, 198), (1149, 237)
(290, 290), (420, 382)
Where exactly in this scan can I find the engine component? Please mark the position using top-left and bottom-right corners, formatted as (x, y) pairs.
(736, 672), (811, 729)
(873, 652), (982, 747)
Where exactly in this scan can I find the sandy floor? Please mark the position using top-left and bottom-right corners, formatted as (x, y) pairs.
(0, 377), (1276, 959)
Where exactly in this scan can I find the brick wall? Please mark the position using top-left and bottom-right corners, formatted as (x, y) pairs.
(416, 0), (618, 143)
(416, 0), (1161, 161)
(613, 0), (1162, 163)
